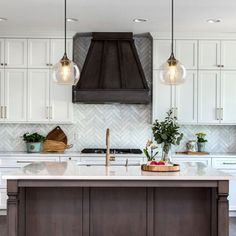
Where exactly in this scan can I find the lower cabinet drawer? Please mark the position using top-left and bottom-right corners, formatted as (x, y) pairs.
(0, 189), (7, 210)
(212, 158), (236, 169)
(172, 158), (211, 167)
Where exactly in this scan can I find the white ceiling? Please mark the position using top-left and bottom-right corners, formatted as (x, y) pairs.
(0, 0), (236, 36)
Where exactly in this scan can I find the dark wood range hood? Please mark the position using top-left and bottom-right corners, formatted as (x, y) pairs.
(73, 32), (150, 104)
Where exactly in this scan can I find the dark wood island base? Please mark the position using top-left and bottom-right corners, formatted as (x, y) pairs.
(7, 179), (229, 236)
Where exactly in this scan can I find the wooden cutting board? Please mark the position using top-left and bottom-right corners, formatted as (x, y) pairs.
(176, 151), (209, 155)
(46, 126), (67, 144)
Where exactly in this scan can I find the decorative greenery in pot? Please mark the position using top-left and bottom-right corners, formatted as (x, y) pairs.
(152, 110), (183, 163)
(143, 140), (158, 162)
(23, 132), (46, 153)
(195, 132), (207, 152)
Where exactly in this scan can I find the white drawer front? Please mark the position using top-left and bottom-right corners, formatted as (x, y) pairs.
(0, 189), (7, 210)
(212, 158), (236, 169)
(0, 156), (59, 167)
(172, 158), (211, 167)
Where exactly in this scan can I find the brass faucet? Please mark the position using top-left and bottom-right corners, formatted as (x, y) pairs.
(105, 128), (110, 166)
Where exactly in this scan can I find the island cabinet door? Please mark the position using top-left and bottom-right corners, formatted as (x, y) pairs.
(24, 187), (83, 236)
(87, 187), (148, 236)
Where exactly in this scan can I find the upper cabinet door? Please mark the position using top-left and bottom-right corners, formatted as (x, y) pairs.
(0, 70), (4, 121)
(198, 40), (221, 70)
(221, 41), (236, 69)
(4, 39), (27, 68)
(175, 40), (198, 69)
(198, 71), (220, 124)
(28, 69), (50, 122)
(220, 71), (236, 124)
(28, 39), (50, 68)
(152, 70), (173, 122)
(4, 69), (27, 122)
(175, 70), (197, 124)
(50, 39), (73, 65)
(153, 40), (172, 70)
(50, 77), (73, 123)
(0, 40), (4, 69)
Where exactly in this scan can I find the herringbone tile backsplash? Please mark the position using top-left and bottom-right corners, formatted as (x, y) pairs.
(0, 34), (236, 153)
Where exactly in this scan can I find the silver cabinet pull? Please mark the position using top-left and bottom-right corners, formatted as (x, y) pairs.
(174, 107), (178, 118)
(0, 63), (3, 66)
(217, 65), (221, 68)
(222, 162), (236, 165)
(221, 65), (224, 68)
(4, 106), (7, 119)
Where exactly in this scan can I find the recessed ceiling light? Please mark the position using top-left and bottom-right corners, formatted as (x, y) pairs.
(207, 19), (221, 24)
(67, 18), (78, 22)
(0, 18), (7, 22)
(133, 18), (148, 23)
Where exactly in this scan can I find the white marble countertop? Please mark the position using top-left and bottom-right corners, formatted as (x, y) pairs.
(0, 151), (236, 158)
(2, 161), (232, 180)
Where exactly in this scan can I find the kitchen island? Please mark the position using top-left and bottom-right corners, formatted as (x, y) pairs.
(4, 161), (231, 236)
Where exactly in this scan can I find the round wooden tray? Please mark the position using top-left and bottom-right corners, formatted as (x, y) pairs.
(141, 164), (180, 172)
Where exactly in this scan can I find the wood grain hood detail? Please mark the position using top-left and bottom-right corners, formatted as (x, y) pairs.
(73, 32), (150, 104)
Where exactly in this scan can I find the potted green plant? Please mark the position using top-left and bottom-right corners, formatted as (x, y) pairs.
(195, 133), (207, 152)
(23, 132), (46, 153)
(152, 109), (183, 163)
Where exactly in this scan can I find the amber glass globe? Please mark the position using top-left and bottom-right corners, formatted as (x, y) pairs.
(52, 54), (80, 85)
(159, 54), (186, 85)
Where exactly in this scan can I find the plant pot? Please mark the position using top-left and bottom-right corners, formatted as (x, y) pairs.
(26, 142), (42, 153)
(197, 142), (206, 152)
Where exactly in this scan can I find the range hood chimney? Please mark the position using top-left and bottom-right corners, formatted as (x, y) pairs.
(73, 32), (150, 104)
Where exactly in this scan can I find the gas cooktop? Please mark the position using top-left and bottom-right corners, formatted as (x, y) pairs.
(81, 148), (142, 154)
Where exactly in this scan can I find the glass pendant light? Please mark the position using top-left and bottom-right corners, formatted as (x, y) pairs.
(159, 0), (186, 85)
(52, 0), (80, 85)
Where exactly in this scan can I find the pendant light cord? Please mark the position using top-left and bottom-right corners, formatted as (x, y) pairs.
(171, 0), (174, 55)
(64, 0), (67, 55)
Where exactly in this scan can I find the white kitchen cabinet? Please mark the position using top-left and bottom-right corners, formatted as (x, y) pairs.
(28, 69), (73, 123)
(28, 69), (50, 122)
(50, 39), (73, 65)
(0, 189), (7, 210)
(220, 71), (236, 123)
(50, 78), (73, 123)
(198, 71), (220, 124)
(0, 69), (27, 122)
(28, 38), (73, 69)
(212, 158), (236, 212)
(153, 70), (197, 124)
(198, 40), (221, 69)
(175, 70), (197, 123)
(0, 40), (4, 68)
(28, 39), (50, 68)
(175, 40), (198, 69)
(0, 70), (4, 122)
(152, 70), (173, 121)
(4, 39), (27, 68)
(4, 69), (27, 122)
(221, 41), (236, 69)
(173, 157), (211, 167)
(153, 40), (171, 70)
